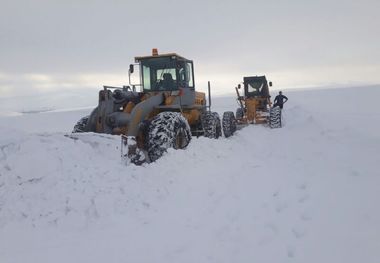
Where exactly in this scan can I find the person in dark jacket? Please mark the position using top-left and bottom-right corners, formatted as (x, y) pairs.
(273, 91), (288, 109)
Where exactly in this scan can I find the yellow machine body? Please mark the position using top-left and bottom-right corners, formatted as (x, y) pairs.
(235, 76), (273, 125)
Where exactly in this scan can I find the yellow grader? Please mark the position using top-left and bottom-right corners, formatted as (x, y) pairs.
(222, 76), (282, 137)
(73, 49), (222, 164)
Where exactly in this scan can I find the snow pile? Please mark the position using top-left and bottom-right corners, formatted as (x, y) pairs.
(0, 86), (379, 263)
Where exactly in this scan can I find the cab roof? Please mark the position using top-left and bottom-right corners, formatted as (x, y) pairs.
(243, 76), (268, 83)
(135, 53), (189, 63)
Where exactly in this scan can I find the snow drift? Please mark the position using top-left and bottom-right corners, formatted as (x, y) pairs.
(0, 86), (379, 263)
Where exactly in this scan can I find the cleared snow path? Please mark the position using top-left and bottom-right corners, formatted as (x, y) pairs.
(0, 86), (379, 263)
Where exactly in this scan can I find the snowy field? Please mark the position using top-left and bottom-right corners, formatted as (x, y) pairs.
(0, 86), (379, 263)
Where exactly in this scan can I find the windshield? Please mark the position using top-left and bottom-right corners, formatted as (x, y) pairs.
(141, 57), (178, 91)
(141, 57), (194, 91)
(247, 82), (264, 94)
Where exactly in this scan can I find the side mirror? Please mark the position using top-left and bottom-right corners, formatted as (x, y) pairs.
(269, 81), (273, 87)
(238, 84), (241, 89)
(129, 64), (134, 74)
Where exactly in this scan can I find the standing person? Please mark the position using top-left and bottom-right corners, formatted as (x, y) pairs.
(273, 91), (288, 109)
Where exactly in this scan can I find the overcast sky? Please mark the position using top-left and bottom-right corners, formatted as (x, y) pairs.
(1, 0), (379, 108)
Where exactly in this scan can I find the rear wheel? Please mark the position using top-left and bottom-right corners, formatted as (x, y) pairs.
(201, 111), (221, 139)
(222, 111), (237, 137)
(146, 112), (192, 162)
(269, 106), (282, 128)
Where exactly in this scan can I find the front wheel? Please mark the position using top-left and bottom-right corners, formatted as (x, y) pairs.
(269, 107), (282, 128)
(146, 112), (192, 162)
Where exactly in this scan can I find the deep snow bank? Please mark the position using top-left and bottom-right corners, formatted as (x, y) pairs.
(0, 86), (379, 263)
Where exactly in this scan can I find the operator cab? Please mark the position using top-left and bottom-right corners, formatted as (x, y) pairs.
(243, 76), (271, 98)
(133, 50), (195, 92)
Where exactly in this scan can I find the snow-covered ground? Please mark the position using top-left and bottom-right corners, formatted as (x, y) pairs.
(0, 86), (379, 263)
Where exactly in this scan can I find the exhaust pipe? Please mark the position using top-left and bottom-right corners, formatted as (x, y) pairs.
(208, 81), (212, 111)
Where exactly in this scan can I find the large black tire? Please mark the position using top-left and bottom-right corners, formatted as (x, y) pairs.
(201, 111), (221, 139)
(146, 112), (192, 162)
(269, 106), (282, 128)
(236, 108), (244, 119)
(222, 111), (237, 138)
